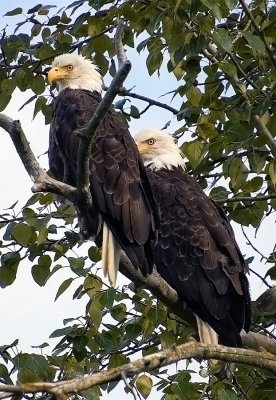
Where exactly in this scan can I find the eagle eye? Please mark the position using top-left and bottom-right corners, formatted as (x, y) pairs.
(67, 65), (73, 71)
(148, 138), (155, 145)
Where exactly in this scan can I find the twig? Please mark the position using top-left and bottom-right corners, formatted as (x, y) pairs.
(118, 89), (179, 115)
(217, 193), (276, 204)
(241, 225), (268, 262)
(248, 267), (272, 289)
(121, 372), (137, 400)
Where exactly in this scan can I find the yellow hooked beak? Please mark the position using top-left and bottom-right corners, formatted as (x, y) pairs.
(135, 141), (149, 155)
(47, 66), (69, 85)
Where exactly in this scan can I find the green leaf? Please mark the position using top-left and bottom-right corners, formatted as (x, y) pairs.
(136, 375), (153, 399)
(209, 186), (229, 202)
(32, 255), (51, 286)
(49, 326), (76, 338)
(125, 322), (143, 340)
(0, 94), (11, 111)
(88, 246), (102, 262)
(130, 105), (140, 118)
(0, 364), (13, 384)
(110, 303), (127, 321)
(160, 330), (176, 348)
(218, 61), (237, 78)
(243, 177), (263, 193)
(199, 0), (224, 20)
(29, 75), (46, 95)
(182, 140), (207, 169)
(228, 158), (248, 191)
(55, 278), (74, 301)
(99, 288), (116, 309)
(11, 223), (32, 246)
(171, 381), (197, 399)
(88, 300), (103, 329)
(243, 31), (266, 53)
(146, 51), (163, 76)
(268, 160), (276, 186)
(108, 353), (129, 369)
(37, 226), (48, 246)
(186, 86), (202, 106)
(5, 7), (23, 16)
(0, 252), (20, 287)
(213, 29), (233, 52)
(214, 387), (238, 399)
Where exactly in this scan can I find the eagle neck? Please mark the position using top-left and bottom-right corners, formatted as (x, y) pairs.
(145, 154), (185, 171)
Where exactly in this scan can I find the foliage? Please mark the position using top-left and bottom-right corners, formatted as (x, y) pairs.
(0, 0), (276, 399)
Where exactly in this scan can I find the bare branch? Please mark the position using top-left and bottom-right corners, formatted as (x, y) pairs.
(0, 114), (77, 202)
(114, 18), (127, 66)
(117, 89), (179, 115)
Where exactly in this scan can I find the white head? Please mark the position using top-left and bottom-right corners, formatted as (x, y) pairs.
(47, 53), (103, 93)
(135, 129), (185, 171)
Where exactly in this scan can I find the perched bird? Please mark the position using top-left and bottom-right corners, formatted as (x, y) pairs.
(135, 129), (251, 347)
(47, 53), (156, 286)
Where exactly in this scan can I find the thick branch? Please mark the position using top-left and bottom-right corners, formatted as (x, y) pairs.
(0, 114), (77, 202)
(114, 19), (127, 66)
(0, 342), (276, 399)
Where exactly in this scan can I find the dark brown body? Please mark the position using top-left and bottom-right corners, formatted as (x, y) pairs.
(147, 166), (251, 346)
(49, 88), (156, 274)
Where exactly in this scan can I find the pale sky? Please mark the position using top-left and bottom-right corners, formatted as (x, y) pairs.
(0, 1), (275, 398)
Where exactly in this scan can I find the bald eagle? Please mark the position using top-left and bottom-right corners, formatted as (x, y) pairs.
(47, 54), (156, 286)
(135, 129), (251, 347)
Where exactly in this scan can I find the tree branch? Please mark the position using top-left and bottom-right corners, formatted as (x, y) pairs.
(216, 193), (276, 204)
(114, 18), (127, 66)
(0, 114), (77, 202)
(1, 342), (276, 399)
(117, 89), (179, 115)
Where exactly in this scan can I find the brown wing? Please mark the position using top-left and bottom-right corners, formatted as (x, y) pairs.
(149, 167), (251, 346)
(48, 88), (156, 274)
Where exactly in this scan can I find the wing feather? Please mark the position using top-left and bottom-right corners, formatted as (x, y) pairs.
(148, 166), (251, 346)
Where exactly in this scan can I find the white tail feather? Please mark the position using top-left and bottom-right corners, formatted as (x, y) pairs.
(195, 316), (218, 345)
(102, 222), (121, 287)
